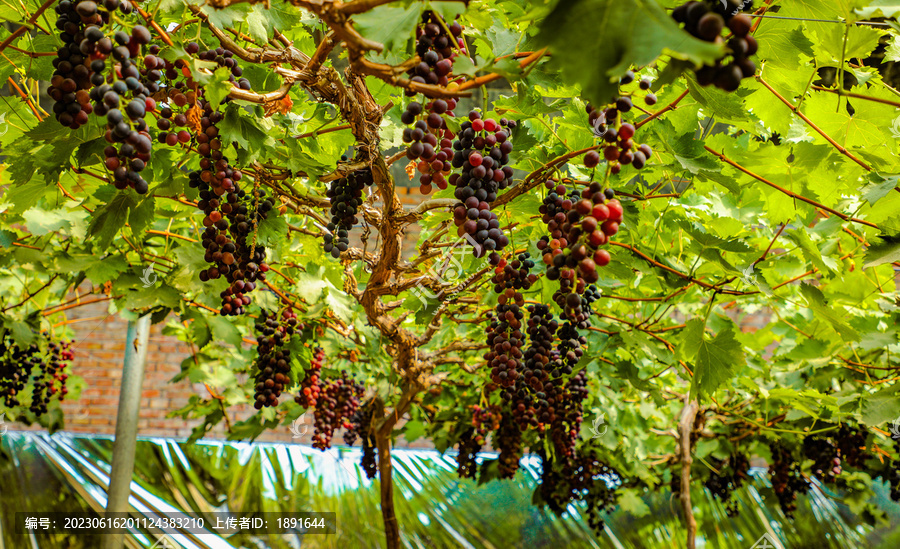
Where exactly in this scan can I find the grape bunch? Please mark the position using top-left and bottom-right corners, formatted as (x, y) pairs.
(456, 429), (481, 479)
(451, 197), (508, 259)
(484, 305), (525, 388)
(583, 102), (652, 175)
(343, 402), (378, 479)
(343, 400), (370, 446)
(251, 309), (297, 409)
(296, 346), (325, 408)
(496, 411), (523, 478)
(484, 254), (537, 388)
(361, 430), (378, 479)
(672, 2), (757, 91)
(312, 372), (365, 450)
(452, 115), (515, 200)
(0, 333), (73, 416)
(549, 368), (588, 459)
(155, 44), (250, 147)
(705, 453), (750, 516)
(50, 1), (96, 130)
(768, 443), (810, 517)
(80, 24), (158, 194)
(802, 435), (842, 483)
(506, 304), (559, 430)
(30, 339), (73, 415)
(406, 10), (465, 95)
(190, 163), (275, 315)
(835, 424), (867, 468)
(457, 404), (502, 478)
(556, 320), (587, 367)
(324, 167), (375, 259)
(0, 340), (38, 409)
(194, 44), (252, 90)
(401, 106), (455, 194)
(539, 449), (622, 532)
(50, 0), (138, 131)
(450, 113), (516, 201)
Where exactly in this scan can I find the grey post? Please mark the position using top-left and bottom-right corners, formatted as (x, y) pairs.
(101, 314), (151, 549)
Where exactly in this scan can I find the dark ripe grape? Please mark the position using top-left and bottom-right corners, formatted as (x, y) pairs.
(644, 93), (657, 106)
(618, 123), (635, 140)
(729, 13), (752, 36)
(715, 64), (744, 92)
(697, 12), (724, 40)
(615, 97), (632, 112)
(603, 146), (620, 162)
(131, 25), (151, 44)
(745, 35), (758, 56)
(639, 78), (651, 90)
(125, 99), (145, 119)
(619, 70), (634, 84)
(427, 112), (443, 128)
(737, 57), (756, 78)
(632, 151), (646, 169)
(400, 110), (415, 125)
(186, 41), (200, 54)
(76, 1), (98, 16)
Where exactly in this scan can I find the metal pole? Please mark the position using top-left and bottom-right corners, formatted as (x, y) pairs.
(101, 314), (151, 549)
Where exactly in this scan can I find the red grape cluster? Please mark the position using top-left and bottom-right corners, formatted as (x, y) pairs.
(361, 431), (378, 479)
(768, 443), (810, 517)
(450, 113), (516, 202)
(190, 162), (274, 315)
(0, 333), (73, 416)
(673, 2), (757, 91)
(312, 372), (365, 450)
(324, 167), (375, 259)
(456, 405), (501, 479)
(401, 107), (455, 194)
(295, 346), (324, 408)
(252, 310), (298, 409)
(406, 11), (465, 95)
(538, 182), (622, 285)
(154, 45), (250, 148)
(490, 253), (537, 302)
(91, 27), (156, 194)
(583, 104), (652, 175)
(193, 44), (251, 90)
